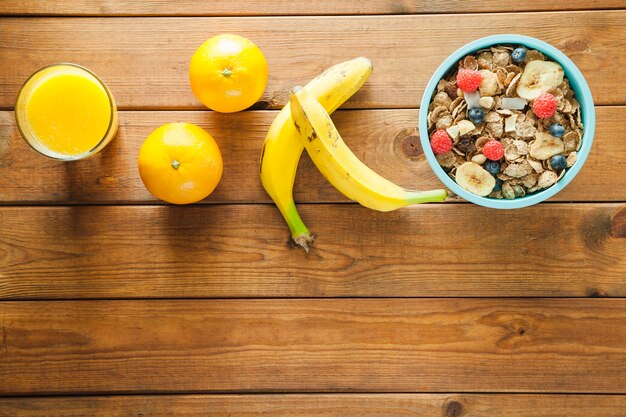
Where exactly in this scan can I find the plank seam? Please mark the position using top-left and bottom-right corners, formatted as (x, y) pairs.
(0, 201), (624, 207)
(1, 8), (626, 18)
(0, 296), (623, 302)
(2, 106), (626, 112)
(2, 391), (626, 398)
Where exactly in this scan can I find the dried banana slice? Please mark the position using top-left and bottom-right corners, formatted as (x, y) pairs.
(529, 132), (565, 160)
(516, 60), (564, 100)
(455, 162), (496, 196)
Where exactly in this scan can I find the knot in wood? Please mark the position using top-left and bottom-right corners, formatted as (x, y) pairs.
(395, 127), (422, 160)
(444, 400), (464, 417)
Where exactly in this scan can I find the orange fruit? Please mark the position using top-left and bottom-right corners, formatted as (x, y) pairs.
(189, 34), (268, 113)
(138, 123), (223, 204)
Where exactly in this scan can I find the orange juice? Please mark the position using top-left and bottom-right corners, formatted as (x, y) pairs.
(15, 64), (118, 160)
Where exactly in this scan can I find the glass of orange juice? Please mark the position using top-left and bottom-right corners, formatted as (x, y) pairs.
(15, 63), (118, 160)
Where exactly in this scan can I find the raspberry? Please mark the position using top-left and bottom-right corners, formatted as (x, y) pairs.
(456, 68), (482, 93)
(429, 129), (453, 155)
(532, 92), (557, 119)
(482, 140), (504, 161)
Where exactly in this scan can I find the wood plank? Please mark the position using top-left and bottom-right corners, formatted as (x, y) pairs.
(1, 299), (625, 394)
(3, 0), (626, 16)
(0, 13), (624, 109)
(1, 108), (623, 204)
(2, 394), (625, 417)
(0, 204), (624, 299)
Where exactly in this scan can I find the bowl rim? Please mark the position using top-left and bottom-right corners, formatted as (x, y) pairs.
(419, 34), (595, 209)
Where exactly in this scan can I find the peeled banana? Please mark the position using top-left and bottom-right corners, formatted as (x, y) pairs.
(289, 88), (447, 212)
(259, 58), (372, 251)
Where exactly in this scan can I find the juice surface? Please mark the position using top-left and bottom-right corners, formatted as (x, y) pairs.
(20, 66), (113, 157)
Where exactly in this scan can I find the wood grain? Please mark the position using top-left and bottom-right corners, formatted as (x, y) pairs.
(1, 12), (624, 109)
(0, 204), (624, 299)
(0, 108), (623, 204)
(2, 394), (625, 417)
(3, 0), (626, 16)
(1, 299), (625, 394)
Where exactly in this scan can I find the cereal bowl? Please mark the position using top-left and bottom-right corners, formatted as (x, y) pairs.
(419, 34), (595, 209)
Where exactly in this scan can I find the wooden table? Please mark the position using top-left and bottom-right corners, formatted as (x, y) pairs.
(1, 1), (626, 415)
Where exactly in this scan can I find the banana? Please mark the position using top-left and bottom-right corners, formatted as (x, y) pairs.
(289, 88), (447, 212)
(529, 132), (564, 160)
(455, 162), (495, 196)
(516, 60), (564, 100)
(260, 58), (373, 252)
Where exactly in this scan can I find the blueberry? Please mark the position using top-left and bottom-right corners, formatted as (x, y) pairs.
(511, 47), (527, 63)
(493, 179), (503, 192)
(485, 161), (501, 176)
(550, 155), (567, 171)
(549, 123), (565, 138)
(468, 107), (485, 124)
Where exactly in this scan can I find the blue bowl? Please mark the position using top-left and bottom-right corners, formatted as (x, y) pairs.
(419, 34), (595, 209)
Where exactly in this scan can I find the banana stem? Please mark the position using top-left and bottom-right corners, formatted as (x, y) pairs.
(282, 202), (315, 252)
(293, 233), (316, 253)
(406, 189), (448, 204)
